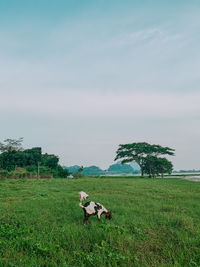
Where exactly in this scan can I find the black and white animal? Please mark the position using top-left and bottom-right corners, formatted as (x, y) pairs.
(79, 191), (89, 202)
(79, 201), (112, 223)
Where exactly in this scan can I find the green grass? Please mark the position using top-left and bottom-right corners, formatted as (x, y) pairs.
(0, 177), (200, 266)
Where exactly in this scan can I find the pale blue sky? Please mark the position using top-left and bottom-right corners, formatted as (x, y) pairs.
(0, 1), (200, 169)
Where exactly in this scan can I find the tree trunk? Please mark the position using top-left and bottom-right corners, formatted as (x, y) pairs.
(141, 167), (144, 177)
(135, 160), (144, 177)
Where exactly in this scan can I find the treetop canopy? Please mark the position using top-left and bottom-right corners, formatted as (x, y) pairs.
(115, 142), (175, 163)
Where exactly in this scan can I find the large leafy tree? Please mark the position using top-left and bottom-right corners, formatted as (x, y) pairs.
(115, 142), (175, 176)
(24, 147), (42, 166)
(42, 153), (59, 169)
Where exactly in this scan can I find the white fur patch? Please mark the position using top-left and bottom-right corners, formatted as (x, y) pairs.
(84, 202), (108, 217)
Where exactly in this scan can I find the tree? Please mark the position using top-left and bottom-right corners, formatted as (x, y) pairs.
(78, 166), (84, 174)
(0, 137), (24, 152)
(53, 165), (70, 178)
(42, 153), (59, 169)
(143, 156), (173, 177)
(0, 150), (26, 171)
(155, 157), (173, 177)
(24, 147), (42, 166)
(115, 142), (175, 176)
(0, 147), (43, 171)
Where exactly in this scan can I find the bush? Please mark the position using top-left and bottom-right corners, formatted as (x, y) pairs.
(53, 165), (69, 178)
(0, 169), (9, 178)
(26, 165), (37, 173)
(72, 173), (84, 178)
(9, 171), (31, 179)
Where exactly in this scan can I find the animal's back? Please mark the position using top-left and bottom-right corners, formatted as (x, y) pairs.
(83, 201), (96, 214)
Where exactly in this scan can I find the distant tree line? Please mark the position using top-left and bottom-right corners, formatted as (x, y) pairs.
(0, 138), (69, 178)
(173, 170), (200, 173)
(65, 162), (140, 177)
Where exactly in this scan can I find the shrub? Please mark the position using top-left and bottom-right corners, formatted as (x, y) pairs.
(72, 173), (84, 178)
(0, 169), (9, 178)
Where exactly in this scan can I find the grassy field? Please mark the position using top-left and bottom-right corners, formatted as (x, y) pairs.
(0, 177), (200, 266)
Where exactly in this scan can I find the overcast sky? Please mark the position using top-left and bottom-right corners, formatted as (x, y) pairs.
(0, 0), (200, 170)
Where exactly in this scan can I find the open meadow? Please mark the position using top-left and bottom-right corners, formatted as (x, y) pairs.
(0, 177), (200, 266)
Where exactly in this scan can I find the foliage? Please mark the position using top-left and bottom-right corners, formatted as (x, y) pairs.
(0, 147), (43, 171)
(143, 156), (173, 177)
(0, 137), (24, 152)
(0, 169), (9, 178)
(72, 173), (84, 178)
(9, 170), (31, 179)
(115, 142), (175, 176)
(53, 165), (69, 178)
(78, 166), (84, 173)
(0, 150), (26, 171)
(0, 139), (68, 178)
(24, 147), (42, 166)
(42, 153), (59, 169)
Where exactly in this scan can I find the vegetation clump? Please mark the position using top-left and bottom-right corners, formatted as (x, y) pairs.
(0, 138), (69, 178)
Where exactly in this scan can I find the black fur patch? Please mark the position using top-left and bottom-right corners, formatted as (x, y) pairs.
(94, 203), (102, 214)
(84, 201), (91, 207)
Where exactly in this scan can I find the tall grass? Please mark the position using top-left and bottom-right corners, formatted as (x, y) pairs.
(0, 177), (200, 266)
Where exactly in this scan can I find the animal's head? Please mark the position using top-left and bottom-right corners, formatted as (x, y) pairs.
(106, 211), (112, 220)
(79, 191), (89, 201)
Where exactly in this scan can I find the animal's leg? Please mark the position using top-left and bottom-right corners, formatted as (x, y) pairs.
(97, 211), (102, 221)
(84, 213), (90, 224)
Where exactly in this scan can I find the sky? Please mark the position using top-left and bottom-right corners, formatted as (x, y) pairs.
(0, 0), (200, 170)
